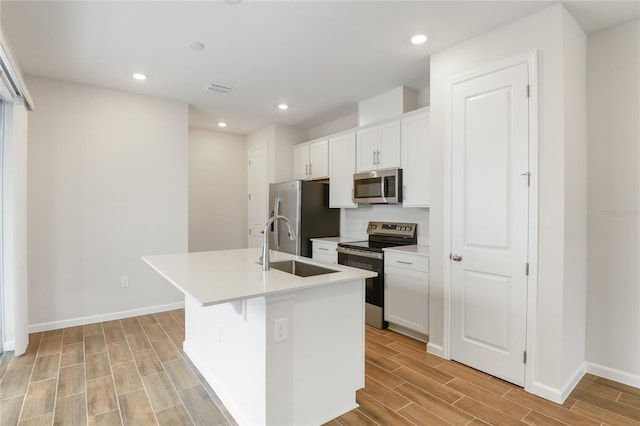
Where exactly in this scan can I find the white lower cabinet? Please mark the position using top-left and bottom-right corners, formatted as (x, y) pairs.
(312, 240), (338, 264)
(384, 251), (429, 335)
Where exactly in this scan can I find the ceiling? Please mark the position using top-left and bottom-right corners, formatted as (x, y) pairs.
(2, 1), (638, 135)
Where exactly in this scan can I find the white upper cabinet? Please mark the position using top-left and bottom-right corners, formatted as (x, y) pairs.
(401, 110), (430, 207)
(293, 139), (329, 180)
(329, 132), (357, 208)
(309, 140), (329, 179)
(293, 144), (310, 180)
(356, 119), (401, 172)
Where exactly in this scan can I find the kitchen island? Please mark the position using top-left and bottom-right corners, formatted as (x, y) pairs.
(143, 248), (376, 426)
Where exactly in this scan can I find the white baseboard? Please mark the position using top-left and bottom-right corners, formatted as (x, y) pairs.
(530, 362), (585, 404)
(387, 323), (428, 343)
(427, 342), (447, 359)
(586, 361), (640, 389)
(3, 340), (15, 351)
(28, 301), (185, 333)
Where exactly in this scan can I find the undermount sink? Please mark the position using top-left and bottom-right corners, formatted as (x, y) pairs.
(269, 260), (339, 277)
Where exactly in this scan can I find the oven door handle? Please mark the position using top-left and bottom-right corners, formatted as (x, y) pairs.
(337, 246), (384, 260)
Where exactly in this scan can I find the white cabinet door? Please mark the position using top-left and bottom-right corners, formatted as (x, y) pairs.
(309, 140), (329, 179)
(329, 132), (357, 208)
(356, 120), (401, 172)
(356, 127), (378, 172)
(293, 144), (309, 180)
(402, 112), (430, 207)
(377, 120), (401, 169)
(384, 266), (429, 334)
(384, 252), (429, 335)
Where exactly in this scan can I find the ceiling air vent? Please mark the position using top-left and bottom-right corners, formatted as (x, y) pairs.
(203, 82), (234, 95)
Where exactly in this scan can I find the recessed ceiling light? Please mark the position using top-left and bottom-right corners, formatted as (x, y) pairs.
(132, 73), (147, 81)
(187, 41), (205, 51)
(410, 34), (428, 45)
(278, 104), (289, 110)
(218, 122), (227, 128)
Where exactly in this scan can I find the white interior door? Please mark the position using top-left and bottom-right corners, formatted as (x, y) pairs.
(450, 62), (529, 386)
(248, 145), (268, 248)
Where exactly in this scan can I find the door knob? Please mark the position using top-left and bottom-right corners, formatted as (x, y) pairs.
(451, 254), (462, 262)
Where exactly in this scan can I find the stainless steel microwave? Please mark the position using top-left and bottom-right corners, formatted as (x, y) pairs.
(353, 168), (402, 204)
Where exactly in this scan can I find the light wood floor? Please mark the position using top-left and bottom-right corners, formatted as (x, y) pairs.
(1, 310), (639, 426)
(0, 309), (235, 426)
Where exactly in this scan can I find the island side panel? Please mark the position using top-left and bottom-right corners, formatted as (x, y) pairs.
(264, 279), (365, 425)
(183, 297), (267, 426)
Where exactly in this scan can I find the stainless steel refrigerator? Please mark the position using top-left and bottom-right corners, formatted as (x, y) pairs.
(268, 180), (340, 257)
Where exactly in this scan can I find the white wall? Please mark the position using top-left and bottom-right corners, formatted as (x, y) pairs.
(26, 76), (187, 328)
(247, 124), (306, 184)
(274, 125), (306, 183)
(430, 4), (588, 400)
(189, 128), (247, 252)
(586, 19), (640, 385)
(561, 9), (588, 385)
(307, 113), (358, 141)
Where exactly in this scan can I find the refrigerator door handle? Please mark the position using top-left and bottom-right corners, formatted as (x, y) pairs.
(274, 197), (281, 250)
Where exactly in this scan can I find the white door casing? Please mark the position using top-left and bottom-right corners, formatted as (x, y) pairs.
(448, 60), (530, 386)
(248, 145), (268, 248)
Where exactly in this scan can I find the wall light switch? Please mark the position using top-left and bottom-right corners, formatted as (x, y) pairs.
(121, 276), (130, 288)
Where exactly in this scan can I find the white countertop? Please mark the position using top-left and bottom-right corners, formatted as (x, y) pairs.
(143, 248), (377, 307)
(383, 245), (431, 256)
(310, 236), (365, 244)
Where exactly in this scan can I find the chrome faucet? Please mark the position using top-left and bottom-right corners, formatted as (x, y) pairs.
(260, 215), (297, 271)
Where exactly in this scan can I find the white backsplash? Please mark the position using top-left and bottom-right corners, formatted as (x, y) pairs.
(340, 205), (430, 245)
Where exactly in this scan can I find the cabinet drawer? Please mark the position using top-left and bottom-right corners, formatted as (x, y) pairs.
(384, 252), (429, 272)
(312, 241), (338, 264)
(312, 241), (338, 253)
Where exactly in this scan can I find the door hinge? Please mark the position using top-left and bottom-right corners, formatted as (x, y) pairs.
(248, 228), (251, 235)
(248, 194), (251, 200)
(525, 263), (529, 276)
(248, 160), (251, 166)
(523, 351), (527, 364)
(526, 84), (530, 98)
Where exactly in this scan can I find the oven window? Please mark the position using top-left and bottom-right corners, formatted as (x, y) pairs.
(354, 177), (382, 198)
(338, 253), (384, 307)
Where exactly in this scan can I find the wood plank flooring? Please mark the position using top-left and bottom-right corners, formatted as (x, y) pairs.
(0, 310), (235, 426)
(1, 309), (638, 425)
(331, 326), (640, 426)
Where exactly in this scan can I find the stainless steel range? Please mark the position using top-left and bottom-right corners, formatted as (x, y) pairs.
(337, 221), (417, 329)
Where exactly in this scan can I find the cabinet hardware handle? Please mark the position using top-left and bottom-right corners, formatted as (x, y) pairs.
(373, 151), (376, 165)
(396, 260), (413, 265)
(319, 247), (328, 251)
(377, 150), (380, 165)
(309, 163), (312, 175)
